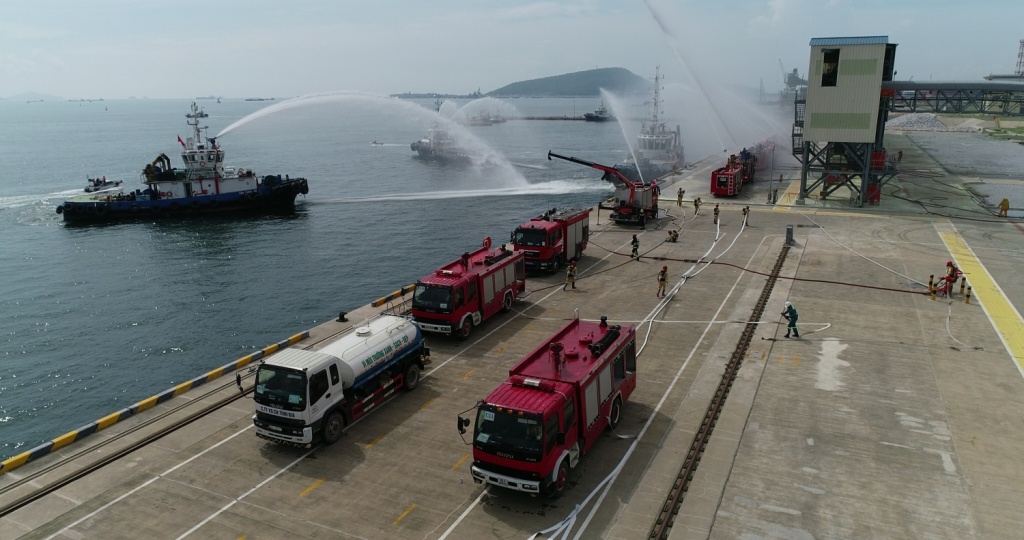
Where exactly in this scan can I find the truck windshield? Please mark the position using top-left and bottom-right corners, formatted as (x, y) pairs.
(513, 228), (546, 247)
(413, 284), (452, 313)
(254, 366), (306, 412)
(474, 407), (543, 461)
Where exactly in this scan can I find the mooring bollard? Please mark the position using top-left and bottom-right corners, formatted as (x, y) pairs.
(785, 225), (795, 246)
(959, 277), (966, 295)
(965, 286), (972, 304)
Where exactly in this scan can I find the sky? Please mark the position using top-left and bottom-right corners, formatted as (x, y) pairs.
(1, 0), (1022, 100)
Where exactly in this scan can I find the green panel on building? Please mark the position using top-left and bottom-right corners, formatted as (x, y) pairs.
(839, 59), (877, 76)
(807, 113), (872, 130)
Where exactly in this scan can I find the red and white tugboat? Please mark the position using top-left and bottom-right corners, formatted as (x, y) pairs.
(57, 102), (309, 223)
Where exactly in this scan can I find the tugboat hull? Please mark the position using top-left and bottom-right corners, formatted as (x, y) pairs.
(58, 178), (309, 224)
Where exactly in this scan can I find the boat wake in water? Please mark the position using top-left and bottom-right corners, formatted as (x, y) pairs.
(0, 189), (81, 210)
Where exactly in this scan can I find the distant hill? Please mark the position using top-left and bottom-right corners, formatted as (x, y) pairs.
(488, 68), (648, 97)
(4, 91), (64, 102)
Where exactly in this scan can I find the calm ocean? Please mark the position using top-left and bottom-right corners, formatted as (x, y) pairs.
(0, 95), (641, 457)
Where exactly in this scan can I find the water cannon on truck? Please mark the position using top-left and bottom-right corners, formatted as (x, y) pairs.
(458, 314), (637, 498)
(411, 237), (526, 340)
(252, 314), (430, 446)
(510, 207), (591, 274)
(547, 151), (658, 228)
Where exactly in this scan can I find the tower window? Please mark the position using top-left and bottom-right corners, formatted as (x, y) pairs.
(821, 49), (839, 87)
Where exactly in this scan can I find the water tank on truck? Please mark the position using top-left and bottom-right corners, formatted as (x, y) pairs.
(252, 314), (430, 447)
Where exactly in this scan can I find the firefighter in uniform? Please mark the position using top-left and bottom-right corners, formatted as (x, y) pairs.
(630, 234), (640, 260)
(998, 197), (1010, 217)
(741, 205), (749, 225)
(677, 187), (684, 207)
(781, 301), (799, 338)
(713, 203), (720, 224)
(563, 260), (577, 290)
(667, 229), (679, 242)
(656, 266), (668, 297)
(694, 197), (701, 216)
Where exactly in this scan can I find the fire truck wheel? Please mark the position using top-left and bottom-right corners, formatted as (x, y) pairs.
(322, 411), (344, 444)
(456, 319), (473, 340)
(404, 364), (421, 391)
(550, 255), (562, 274)
(549, 460), (570, 499)
(609, 397), (623, 429)
(501, 293), (514, 313)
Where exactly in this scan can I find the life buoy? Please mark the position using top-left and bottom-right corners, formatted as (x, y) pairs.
(200, 160), (206, 167)
(483, 236), (492, 249)
(94, 205), (108, 217)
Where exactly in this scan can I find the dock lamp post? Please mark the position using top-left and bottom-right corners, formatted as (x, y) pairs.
(768, 144), (776, 203)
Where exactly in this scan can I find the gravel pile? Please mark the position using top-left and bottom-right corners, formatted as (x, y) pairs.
(886, 113), (981, 132)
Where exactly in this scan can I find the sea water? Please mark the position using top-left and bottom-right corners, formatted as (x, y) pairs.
(0, 96), (634, 456)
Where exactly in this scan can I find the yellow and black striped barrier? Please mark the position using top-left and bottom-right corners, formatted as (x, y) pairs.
(0, 331), (309, 476)
(371, 284), (416, 308)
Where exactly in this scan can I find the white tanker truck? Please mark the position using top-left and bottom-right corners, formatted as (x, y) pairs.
(252, 314), (430, 446)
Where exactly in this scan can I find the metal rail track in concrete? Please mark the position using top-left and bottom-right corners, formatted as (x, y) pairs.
(650, 244), (790, 539)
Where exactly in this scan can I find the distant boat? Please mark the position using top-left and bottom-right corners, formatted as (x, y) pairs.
(245, 97), (275, 102)
(459, 114), (492, 126)
(583, 101), (613, 122)
(185, 102), (209, 118)
(411, 125), (471, 163)
(84, 177), (123, 192)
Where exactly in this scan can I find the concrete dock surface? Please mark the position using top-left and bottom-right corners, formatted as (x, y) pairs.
(2, 130), (1023, 539)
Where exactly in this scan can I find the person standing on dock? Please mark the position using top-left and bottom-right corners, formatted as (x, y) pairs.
(677, 188), (684, 207)
(781, 301), (799, 338)
(563, 261), (577, 290)
(694, 197), (701, 216)
(656, 266), (668, 298)
(896, 150), (903, 164)
(998, 197), (1010, 217)
(713, 204), (720, 225)
(742, 205), (749, 225)
(631, 234), (640, 260)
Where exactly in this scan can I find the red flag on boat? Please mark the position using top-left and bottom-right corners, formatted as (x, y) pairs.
(177, 135), (185, 147)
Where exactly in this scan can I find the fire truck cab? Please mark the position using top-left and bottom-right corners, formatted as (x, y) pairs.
(511, 208), (590, 273)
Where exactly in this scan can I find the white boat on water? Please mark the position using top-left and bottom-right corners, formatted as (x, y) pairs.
(617, 67), (684, 183)
(84, 177), (123, 192)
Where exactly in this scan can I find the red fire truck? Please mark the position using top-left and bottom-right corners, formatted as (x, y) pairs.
(548, 151), (658, 228)
(458, 315), (637, 498)
(710, 151), (756, 197)
(511, 208), (591, 273)
(411, 238), (526, 340)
